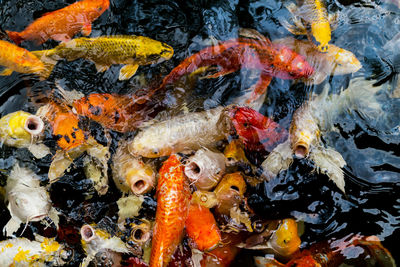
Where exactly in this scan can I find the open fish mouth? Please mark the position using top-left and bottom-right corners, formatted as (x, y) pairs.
(28, 213), (48, 222)
(24, 115), (44, 136)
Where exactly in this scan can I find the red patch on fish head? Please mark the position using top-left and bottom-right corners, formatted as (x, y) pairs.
(227, 106), (288, 152)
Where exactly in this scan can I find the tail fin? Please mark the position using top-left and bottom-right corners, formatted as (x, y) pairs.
(55, 82), (84, 105)
(5, 30), (23, 45)
(39, 62), (56, 80)
(32, 50), (57, 80)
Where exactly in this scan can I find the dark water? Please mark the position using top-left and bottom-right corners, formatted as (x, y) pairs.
(0, 0), (400, 266)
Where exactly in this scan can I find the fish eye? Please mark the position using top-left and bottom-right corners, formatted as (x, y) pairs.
(242, 122), (249, 128)
(152, 149), (159, 155)
(149, 54), (160, 61)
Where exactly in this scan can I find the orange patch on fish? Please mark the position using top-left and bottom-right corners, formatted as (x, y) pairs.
(150, 155), (190, 267)
(6, 0), (109, 45)
(185, 203), (221, 251)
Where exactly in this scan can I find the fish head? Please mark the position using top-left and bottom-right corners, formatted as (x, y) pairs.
(214, 172), (247, 214)
(93, 249), (122, 267)
(135, 37), (174, 64)
(269, 219), (301, 258)
(310, 21), (331, 53)
(8, 188), (50, 222)
(226, 106), (287, 152)
(272, 45), (314, 79)
(90, 0), (110, 17)
(333, 48), (362, 74)
(3, 111), (44, 142)
(289, 109), (320, 158)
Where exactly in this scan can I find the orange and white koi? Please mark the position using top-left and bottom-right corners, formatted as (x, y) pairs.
(150, 155), (190, 267)
(6, 0), (110, 45)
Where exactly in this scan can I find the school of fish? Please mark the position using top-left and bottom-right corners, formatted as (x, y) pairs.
(0, 0), (397, 266)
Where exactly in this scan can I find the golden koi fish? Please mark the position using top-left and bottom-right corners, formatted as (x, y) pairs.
(0, 111), (50, 158)
(32, 35), (174, 80)
(282, 0), (337, 52)
(0, 40), (53, 79)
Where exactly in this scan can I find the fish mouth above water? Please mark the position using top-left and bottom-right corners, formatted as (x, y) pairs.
(24, 115), (44, 136)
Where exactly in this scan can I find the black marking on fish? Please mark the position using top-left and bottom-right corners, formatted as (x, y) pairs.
(114, 110), (120, 124)
(64, 135), (71, 143)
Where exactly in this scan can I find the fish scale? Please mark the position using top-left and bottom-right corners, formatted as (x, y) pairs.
(150, 155), (190, 267)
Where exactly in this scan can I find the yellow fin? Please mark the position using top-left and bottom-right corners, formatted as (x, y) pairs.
(119, 64), (139, 80)
(0, 68), (13, 76)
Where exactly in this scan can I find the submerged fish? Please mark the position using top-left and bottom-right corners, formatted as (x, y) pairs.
(0, 236), (70, 266)
(57, 87), (160, 132)
(3, 165), (59, 237)
(273, 37), (362, 84)
(185, 203), (221, 251)
(0, 40), (52, 79)
(128, 106), (230, 158)
(150, 155), (190, 267)
(224, 105), (288, 153)
(0, 110), (50, 158)
(33, 35), (174, 80)
(6, 0), (109, 45)
(281, 0), (337, 52)
(239, 219), (301, 259)
(157, 35), (313, 105)
(254, 235), (396, 267)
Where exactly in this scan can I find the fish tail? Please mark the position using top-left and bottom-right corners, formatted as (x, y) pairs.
(5, 30), (23, 45)
(55, 83), (84, 105)
(39, 61), (56, 80)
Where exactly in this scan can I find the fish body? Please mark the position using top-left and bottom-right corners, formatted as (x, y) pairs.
(4, 165), (58, 237)
(273, 37), (361, 84)
(158, 38), (313, 104)
(33, 36), (174, 80)
(0, 40), (51, 78)
(150, 155), (190, 267)
(128, 106), (230, 158)
(0, 110), (50, 158)
(6, 0), (110, 45)
(225, 106), (288, 153)
(185, 203), (221, 251)
(0, 237), (67, 266)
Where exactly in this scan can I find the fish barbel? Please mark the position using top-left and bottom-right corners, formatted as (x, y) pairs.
(128, 106), (230, 158)
(150, 155), (190, 267)
(33, 35), (174, 80)
(0, 40), (52, 79)
(6, 0), (109, 45)
(0, 236), (69, 266)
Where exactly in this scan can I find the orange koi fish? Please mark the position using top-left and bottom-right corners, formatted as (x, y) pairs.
(0, 40), (52, 79)
(6, 0), (109, 45)
(185, 203), (221, 251)
(59, 87), (161, 132)
(150, 155), (191, 267)
(158, 37), (313, 104)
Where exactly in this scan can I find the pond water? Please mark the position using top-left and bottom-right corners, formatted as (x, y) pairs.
(0, 0), (399, 266)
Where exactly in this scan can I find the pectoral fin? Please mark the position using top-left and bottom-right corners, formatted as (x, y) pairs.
(28, 143), (51, 159)
(0, 68), (13, 76)
(119, 64), (139, 80)
(3, 217), (21, 236)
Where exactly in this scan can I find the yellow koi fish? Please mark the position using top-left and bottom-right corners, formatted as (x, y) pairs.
(282, 0), (336, 52)
(32, 35), (174, 80)
(0, 40), (53, 79)
(0, 111), (50, 158)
